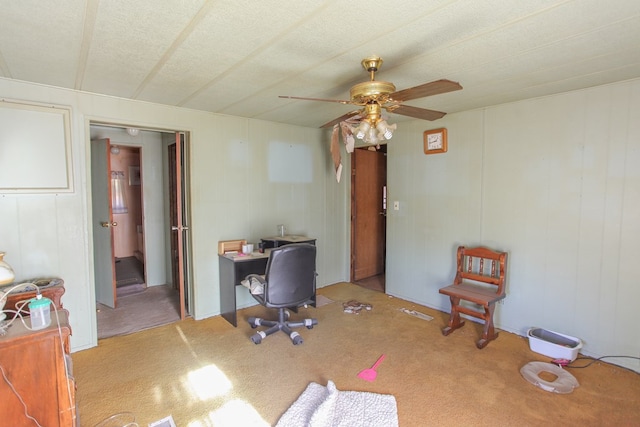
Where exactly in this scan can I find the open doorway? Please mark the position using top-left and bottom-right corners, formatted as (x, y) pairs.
(90, 125), (191, 339)
(350, 146), (387, 292)
(110, 145), (146, 297)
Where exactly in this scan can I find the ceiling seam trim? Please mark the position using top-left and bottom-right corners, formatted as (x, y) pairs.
(247, 0), (577, 121)
(242, 1), (461, 119)
(458, 14), (640, 77)
(390, 0), (577, 76)
(176, 1), (337, 109)
(75, 0), (100, 90)
(130, 1), (217, 100)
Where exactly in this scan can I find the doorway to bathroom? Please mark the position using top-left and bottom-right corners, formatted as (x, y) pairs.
(110, 145), (146, 297)
(90, 125), (192, 339)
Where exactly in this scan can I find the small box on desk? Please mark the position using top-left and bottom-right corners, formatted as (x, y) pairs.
(218, 239), (246, 255)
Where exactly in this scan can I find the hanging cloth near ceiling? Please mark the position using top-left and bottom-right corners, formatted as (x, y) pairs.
(330, 125), (342, 182)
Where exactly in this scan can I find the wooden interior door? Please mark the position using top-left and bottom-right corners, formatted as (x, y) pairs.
(168, 132), (188, 319)
(351, 148), (387, 282)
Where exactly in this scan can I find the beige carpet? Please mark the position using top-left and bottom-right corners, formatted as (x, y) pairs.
(97, 285), (180, 339)
(74, 282), (640, 427)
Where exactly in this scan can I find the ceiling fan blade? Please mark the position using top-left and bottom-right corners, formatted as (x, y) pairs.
(391, 79), (462, 102)
(279, 95), (351, 104)
(391, 105), (447, 121)
(320, 110), (361, 128)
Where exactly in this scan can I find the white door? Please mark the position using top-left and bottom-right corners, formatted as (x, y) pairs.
(91, 138), (117, 308)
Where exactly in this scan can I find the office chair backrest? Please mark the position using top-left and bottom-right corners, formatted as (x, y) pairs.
(264, 243), (316, 306)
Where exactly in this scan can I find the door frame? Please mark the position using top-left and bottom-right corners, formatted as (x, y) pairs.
(167, 132), (190, 319)
(88, 122), (193, 339)
(350, 146), (387, 286)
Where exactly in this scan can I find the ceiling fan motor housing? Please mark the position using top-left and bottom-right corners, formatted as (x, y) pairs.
(350, 80), (396, 104)
(350, 56), (396, 104)
(361, 56), (383, 72)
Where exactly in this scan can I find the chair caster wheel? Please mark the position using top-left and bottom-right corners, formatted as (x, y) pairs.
(251, 334), (262, 344)
(247, 317), (260, 329)
(306, 325), (313, 329)
(292, 336), (303, 345)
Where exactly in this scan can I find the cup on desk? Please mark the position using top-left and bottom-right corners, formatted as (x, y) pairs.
(242, 243), (254, 254)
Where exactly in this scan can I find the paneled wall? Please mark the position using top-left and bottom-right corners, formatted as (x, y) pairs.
(386, 78), (640, 371)
(0, 77), (349, 351)
(2, 71), (638, 372)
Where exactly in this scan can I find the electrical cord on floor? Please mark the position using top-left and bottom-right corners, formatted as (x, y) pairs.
(94, 411), (139, 427)
(565, 355), (640, 375)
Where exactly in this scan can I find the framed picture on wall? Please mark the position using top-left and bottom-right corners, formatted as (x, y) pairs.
(129, 166), (141, 185)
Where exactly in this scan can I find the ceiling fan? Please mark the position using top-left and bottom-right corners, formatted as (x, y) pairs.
(279, 56), (462, 181)
(280, 56), (461, 127)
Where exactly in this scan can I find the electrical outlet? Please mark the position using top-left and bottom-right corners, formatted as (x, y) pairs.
(393, 201), (400, 211)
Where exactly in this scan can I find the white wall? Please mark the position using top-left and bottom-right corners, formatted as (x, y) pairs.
(0, 77), (350, 352)
(386, 78), (640, 372)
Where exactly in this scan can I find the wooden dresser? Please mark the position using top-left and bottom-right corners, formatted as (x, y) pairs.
(3, 281), (66, 316)
(0, 310), (76, 426)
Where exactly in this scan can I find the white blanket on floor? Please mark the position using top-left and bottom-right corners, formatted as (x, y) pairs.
(276, 381), (398, 427)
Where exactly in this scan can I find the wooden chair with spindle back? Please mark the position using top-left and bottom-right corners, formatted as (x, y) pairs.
(439, 246), (508, 349)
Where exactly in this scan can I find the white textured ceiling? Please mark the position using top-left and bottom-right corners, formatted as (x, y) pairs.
(1, 0), (640, 128)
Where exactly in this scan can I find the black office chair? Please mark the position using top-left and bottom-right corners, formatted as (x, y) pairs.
(245, 243), (318, 345)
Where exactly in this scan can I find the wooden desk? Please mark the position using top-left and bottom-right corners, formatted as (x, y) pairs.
(219, 252), (269, 327)
(219, 238), (318, 327)
(0, 310), (76, 426)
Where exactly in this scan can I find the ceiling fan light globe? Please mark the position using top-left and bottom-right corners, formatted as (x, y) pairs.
(355, 120), (371, 139)
(376, 120), (396, 140)
(378, 131), (394, 141)
(366, 127), (379, 144)
(385, 125), (396, 140)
